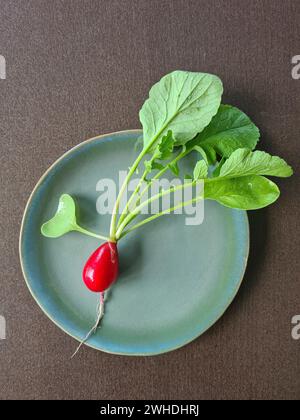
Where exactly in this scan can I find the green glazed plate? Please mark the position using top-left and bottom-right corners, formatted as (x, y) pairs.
(20, 130), (249, 356)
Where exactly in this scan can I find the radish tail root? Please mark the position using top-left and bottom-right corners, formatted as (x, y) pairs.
(71, 292), (105, 358)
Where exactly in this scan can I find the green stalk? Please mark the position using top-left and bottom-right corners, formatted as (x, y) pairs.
(118, 195), (204, 239)
(75, 225), (110, 242)
(117, 148), (189, 232)
(109, 126), (174, 239)
(115, 181), (196, 239)
(117, 167), (149, 229)
(109, 150), (146, 239)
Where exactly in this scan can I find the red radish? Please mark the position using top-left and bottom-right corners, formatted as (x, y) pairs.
(83, 242), (119, 292)
(71, 241), (119, 357)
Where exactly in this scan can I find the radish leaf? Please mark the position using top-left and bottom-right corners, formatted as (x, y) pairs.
(220, 149), (293, 178)
(204, 176), (280, 210)
(140, 71), (223, 150)
(203, 149), (292, 209)
(144, 131), (175, 172)
(189, 105), (260, 164)
(41, 194), (78, 238)
(153, 130), (175, 160)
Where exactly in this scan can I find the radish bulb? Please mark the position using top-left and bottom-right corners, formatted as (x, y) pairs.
(83, 242), (119, 292)
(71, 242), (119, 357)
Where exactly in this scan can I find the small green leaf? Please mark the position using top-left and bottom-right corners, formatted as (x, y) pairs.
(145, 131), (176, 173)
(144, 160), (166, 173)
(220, 149), (294, 178)
(41, 194), (78, 238)
(144, 160), (153, 172)
(152, 162), (165, 171)
(204, 176), (280, 210)
(153, 130), (175, 161)
(193, 160), (208, 180)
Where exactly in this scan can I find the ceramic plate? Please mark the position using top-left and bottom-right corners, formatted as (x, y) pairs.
(20, 130), (249, 356)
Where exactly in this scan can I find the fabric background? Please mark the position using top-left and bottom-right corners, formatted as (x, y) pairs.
(0, 0), (299, 400)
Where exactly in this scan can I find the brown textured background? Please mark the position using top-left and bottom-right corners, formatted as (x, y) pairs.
(0, 0), (299, 400)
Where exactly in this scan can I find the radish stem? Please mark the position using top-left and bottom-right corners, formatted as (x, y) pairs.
(115, 181), (197, 238)
(110, 123), (180, 239)
(75, 226), (110, 242)
(116, 148), (188, 231)
(109, 149), (146, 239)
(117, 167), (150, 229)
(118, 195), (204, 239)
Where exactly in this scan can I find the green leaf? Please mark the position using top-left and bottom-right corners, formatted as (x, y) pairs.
(144, 160), (153, 172)
(193, 160), (208, 180)
(151, 162), (165, 171)
(145, 131), (175, 173)
(144, 159), (165, 172)
(190, 105), (260, 164)
(41, 194), (78, 238)
(202, 148), (292, 210)
(153, 130), (175, 160)
(220, 149), (294, 178)
(204, 176), (280, 210)
(140, 71), (223, 149)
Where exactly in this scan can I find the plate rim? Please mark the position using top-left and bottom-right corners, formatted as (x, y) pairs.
(19, 130), (250, 356)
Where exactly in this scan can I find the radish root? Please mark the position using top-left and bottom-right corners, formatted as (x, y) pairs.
(71, 292), (105, 358)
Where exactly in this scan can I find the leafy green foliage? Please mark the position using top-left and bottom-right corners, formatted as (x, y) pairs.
(188, 105), (260, 164)
(202, 148), (292, 210)
(41, 70), (294, 244)
(140, 102), (292, 211)
(140, 71), (223, 150)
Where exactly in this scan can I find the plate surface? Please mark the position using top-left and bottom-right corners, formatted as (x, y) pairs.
(20, 130), (249, 356)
